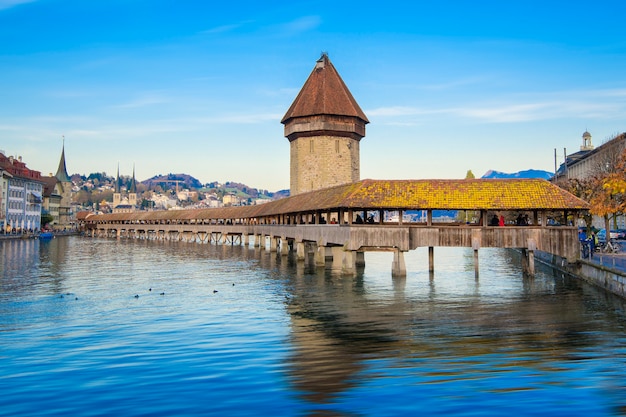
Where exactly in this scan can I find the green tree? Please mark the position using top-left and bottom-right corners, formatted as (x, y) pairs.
(458, 169), (477, 222)
(41, 212), (54, 227)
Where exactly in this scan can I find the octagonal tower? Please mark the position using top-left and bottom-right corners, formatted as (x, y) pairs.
(281, 53), (369, 195)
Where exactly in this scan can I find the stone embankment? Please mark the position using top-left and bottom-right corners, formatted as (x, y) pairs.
(536, 245), (626, 299)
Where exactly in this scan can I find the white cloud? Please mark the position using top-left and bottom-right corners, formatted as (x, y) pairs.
(199, 112), (282, 124)
(368, 88), (626, 124)
(367, 106), (441, 117)
(200, 20), (254, 35)
(276, 16), (321, 35)
(112, 95), (169, 109)
(0, 0), (35, 11)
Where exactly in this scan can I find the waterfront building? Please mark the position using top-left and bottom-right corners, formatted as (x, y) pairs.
(223, 193), (241, 206)
(0, 166), (12, 231)
(282, 53), (369, 195)
(41, 142), (74, 228)
(41, 176), (61, 226)
(555, 131), (626, 229)
(0, 151), (43, 232)
(555, 131), (626, 181)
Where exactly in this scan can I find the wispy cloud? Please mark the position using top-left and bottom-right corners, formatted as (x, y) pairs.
(0, 0), (35, 11)
(418, 77), (487, 91)
(368, 88), (626, 124)
(198, 112), (282, 124)
(367, 106), (444, 117)
(200, 20), (254, 35)
(275, 15), (321, 36)
(112, 94), (169, 109)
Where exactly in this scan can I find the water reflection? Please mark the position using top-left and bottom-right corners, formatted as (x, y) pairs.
(1, 237), (626, 416)
(275, 248), (626, 413)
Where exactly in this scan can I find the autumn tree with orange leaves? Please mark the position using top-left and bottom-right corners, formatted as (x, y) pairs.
(557, 144), (626, 236)
(594, 147), (626, 233)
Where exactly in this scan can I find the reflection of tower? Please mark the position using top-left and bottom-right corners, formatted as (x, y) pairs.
(581, 130), (594, 151)
(281, 53), (369, 195)
(113, 164), (121, 207)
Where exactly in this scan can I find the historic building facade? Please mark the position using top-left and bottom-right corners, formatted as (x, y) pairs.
(0, 167), (11, 231)
(0, 151), (43, 232)
(282, 53), (369, 195)
(112, 165), (138, 213)
(556, 131), (626, 181)
(555, 131), (626, 229)
(42, 142), (74, 227)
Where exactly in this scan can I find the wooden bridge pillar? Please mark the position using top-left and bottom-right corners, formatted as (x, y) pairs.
(270, 236), (278, 252)
(280, 237), (289, 256)
(314, 243), (326, 267)
(296, 241), (306, 261)
(330, 246), (343, 273)
(392, 249), (407, 277)
(428, 247), (434, 272)
(472, 236), (481, 278)
(356, 251), (365, 267)
(342, 249), (357, 276)
(116, 229), (121, 239)
(526, 238), (536, 276)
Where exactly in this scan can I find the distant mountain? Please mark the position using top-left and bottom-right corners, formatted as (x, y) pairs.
(481, 169), (553, 180)
(142, 173), (203, 190)
(141, 174), (289, 200)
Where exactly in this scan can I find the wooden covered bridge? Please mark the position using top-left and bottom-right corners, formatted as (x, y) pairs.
(82, 178), (589, 276)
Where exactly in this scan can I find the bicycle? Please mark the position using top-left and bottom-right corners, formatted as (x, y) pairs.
(600, 239), (621, 254)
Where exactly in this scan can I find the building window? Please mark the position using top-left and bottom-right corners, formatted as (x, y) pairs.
(335, 140), (339, 153)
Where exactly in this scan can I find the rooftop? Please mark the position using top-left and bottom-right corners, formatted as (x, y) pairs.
(281, 53), (369, 124)
(86, 178), (589, 223)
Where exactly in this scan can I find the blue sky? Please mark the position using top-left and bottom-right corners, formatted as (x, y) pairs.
(1, 0), (625, 191)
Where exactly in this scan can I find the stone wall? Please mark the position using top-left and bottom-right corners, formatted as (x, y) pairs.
(290, 135), (359, 195)
(535, 250), (626, 299)
(572, 261), (626, 299)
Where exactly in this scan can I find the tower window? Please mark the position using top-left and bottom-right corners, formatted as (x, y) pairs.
(310, 140), (314, 153)
(335, 140), (339, 153)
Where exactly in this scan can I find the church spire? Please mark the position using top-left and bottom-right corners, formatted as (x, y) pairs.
(55, 136), (71, 183)
(115, 163), (121, 193)
(130, 164), (137, 193)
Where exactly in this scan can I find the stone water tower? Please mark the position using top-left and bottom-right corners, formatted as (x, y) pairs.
(281, 53), (369, 195)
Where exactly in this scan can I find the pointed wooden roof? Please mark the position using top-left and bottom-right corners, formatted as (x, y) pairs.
(55, 143), (71, 183)
(281, 53), (369, 124)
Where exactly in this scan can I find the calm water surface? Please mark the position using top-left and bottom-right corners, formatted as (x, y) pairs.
(1, 236), (625, 416)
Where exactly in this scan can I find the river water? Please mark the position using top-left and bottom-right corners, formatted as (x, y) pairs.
(1, 236), (625, 416)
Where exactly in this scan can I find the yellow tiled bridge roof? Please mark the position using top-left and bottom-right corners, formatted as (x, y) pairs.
(87, 179), (588, 223)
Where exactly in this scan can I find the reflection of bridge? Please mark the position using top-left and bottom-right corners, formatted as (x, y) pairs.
(83, 178), (589, 276)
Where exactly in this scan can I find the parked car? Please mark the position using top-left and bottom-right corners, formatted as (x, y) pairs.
(612, 229), (626, 240)
(597, 229), (621, 243)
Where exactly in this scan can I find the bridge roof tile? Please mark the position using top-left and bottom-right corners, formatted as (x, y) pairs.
(87, 179), (588, 223)
(264, 178), (589, 213)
